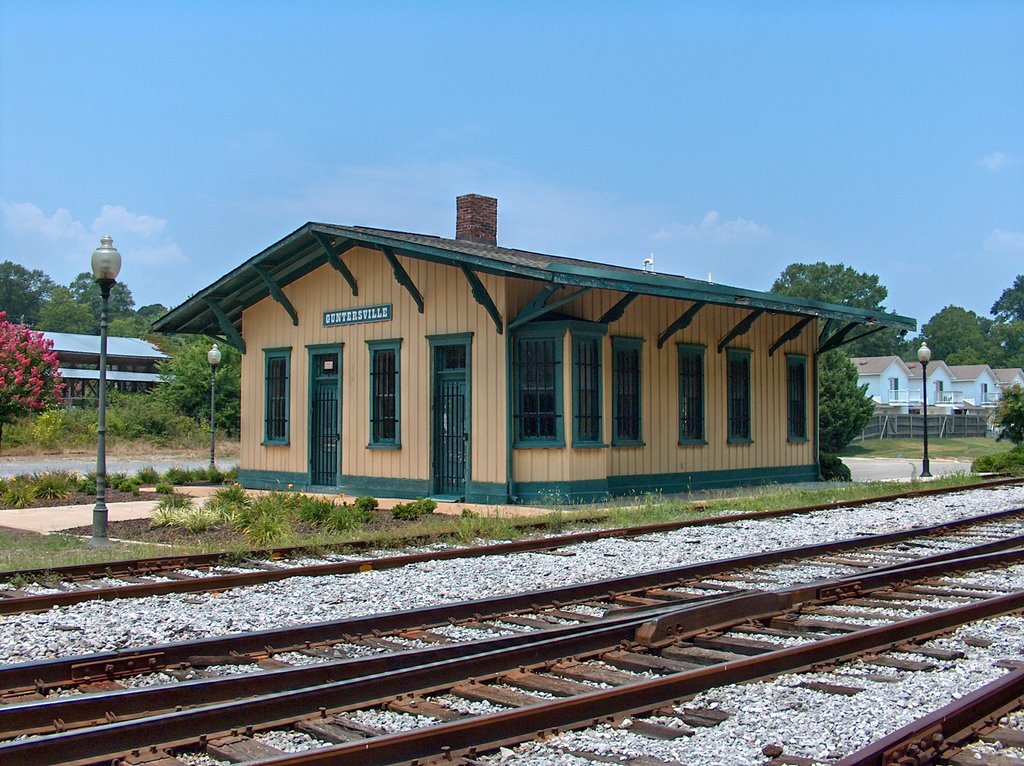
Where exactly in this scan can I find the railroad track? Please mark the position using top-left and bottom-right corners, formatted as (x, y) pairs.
(3, 505), (1023, 700)
(3, 546), (1024, 766)
(1, 478), (1019, 615)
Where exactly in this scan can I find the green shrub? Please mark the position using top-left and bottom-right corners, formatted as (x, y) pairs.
(321, 502), (371, 532)
(31, 410), (65, 449)
(31, 471), (77, 500)
(295, 495), (336, 527)
(135, 466), (160, 485)
(231, 493), (293, 545)
(162, 466), (191, 486)
(150, 493), (195, 527)
(2, 478), (36, 508)
(77, 473), (97, 495)
(223, 465), (239, 482)
(205, 466), (226, 484)
(391, 497), (437, 521)
(212, 483), (248, 506)
(177, 506), (220, 533)
(105, 473), (141, 493)
(154, 481), (175, 495)
(354, 496), (379, 514)
(104, 392), (199, 442)
(819, 453), (852, 482)
(973, 446), (1024, 476)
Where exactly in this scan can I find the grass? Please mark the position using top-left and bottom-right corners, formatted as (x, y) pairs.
(0, 471), (1002, 574)
(839, 438), (1012, 461)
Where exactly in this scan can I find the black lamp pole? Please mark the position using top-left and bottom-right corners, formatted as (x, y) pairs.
(90, 236), (122, 547)
(918, 342), (932, 478)
(208, 344), (221, 470)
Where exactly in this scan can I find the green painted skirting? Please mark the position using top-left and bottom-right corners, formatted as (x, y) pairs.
(340, 475), (431, 500)
(238, 469), (309, 491)
(465, 481), (510, 505)
(517, 464), (820, 504)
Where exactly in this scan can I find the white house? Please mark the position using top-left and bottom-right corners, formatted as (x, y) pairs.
(948, 365), (1002, 409)
(993, 368), (1024, 394)
(906, 359), (957, 411)
(853, 356), (914, 411)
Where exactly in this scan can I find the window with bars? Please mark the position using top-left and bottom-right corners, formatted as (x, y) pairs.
(572, 333), (603, 445)
(368, 340), (401, 447)
(513, 334), (563, 445)
(263, 348), (290, 444)
(612, 337), (643, 445)
(786, 354), (807, 441)
(727, 348), (752, 443)
(677, 344), (705, 444)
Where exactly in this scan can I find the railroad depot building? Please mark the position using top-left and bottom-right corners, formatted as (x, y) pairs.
(154, 195), (914, 503)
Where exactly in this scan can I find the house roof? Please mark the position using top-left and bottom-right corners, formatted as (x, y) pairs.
(906, 359), (954, 380)
(852, 356), (909, 376)
(152, 221), (917, 347)
(42, 331), (167, 360)
(993, 368), (1024, 384)
(948, 364), (996, 381)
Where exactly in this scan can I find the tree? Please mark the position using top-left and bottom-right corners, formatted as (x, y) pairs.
(770, 261), (906, 357)
(920, 305), (995, 366)
(992, 275), (1024, 324)
(154, 337), (241, 435)
(0, 261), (56, 327)
(818, 349), (875, 454)
(68, 272), (136, 328)
(36, 287), (96, 334)
(0, 311), (64, 453)
(995, 384), (1024, 445)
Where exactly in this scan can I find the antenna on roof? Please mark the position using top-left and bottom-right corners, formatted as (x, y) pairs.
(642, 253), (655, 273)
(708, 272), (713, 283)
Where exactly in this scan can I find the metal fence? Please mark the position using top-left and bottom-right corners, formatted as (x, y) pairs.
(854, 413), (993, 441)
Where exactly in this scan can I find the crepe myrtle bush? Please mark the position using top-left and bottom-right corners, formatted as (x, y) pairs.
(0, 311), (64, 453)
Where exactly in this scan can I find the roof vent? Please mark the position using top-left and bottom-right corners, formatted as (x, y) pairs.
(456, 194), (497, 245)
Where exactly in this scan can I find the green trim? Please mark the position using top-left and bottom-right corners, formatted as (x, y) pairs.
(512, 328), (565, 448)
(311, 231), (359, 296)
(786, 353), (808, 442)
(717, 309), (764, 353)
(429, 334), (473, 496)
(367, 338), (402, 448)
(307, 344), (343, 486)
(599, 293), (638, 325)
(769, 316), (813, 356)
(460, 265), (503, 334)
(263, 348), (291, 445)
(515, 479), (611, 503)
(381, 246), (425, 313)
(611, 336), (644, 446)
(606, 464), (819, 496)
(510, 286), (593, 329)
(202, 297), (246, 353)
(658, 301), (705, 349)
(251, 263), (299, 326)
(238, 469), (308, 491)
(571, 327), (606, 447)
(726, 347), (752, 444)
(426, 332), (475, 346)
(340, 475), (431, 499)
(465, 481), (508, 504)
(677, 342), (706, 445)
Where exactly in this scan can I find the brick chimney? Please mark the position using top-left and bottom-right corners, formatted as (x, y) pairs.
(456, 194), (497, 245)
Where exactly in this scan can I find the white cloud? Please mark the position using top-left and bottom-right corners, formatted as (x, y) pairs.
(92, 205), (167, 238)
(979, 152), (1018, 172)
(651, 210), (770, 245)
(0, 201), (88, 241)
(983, 228), (1024, 253)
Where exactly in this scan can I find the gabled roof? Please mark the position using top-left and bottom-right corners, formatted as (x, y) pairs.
(852, 356), (910, 376)
(153, 221), (917, 347)
(993, 368), (1024, 385)
(906, 359), (954, 380)
(41, 331), (167, 360)
(948, 364), (997, 382)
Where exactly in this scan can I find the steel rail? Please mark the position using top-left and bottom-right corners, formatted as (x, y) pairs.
(2, 478), (1018, 610)
(833, 666), (1024, 765)
(3, 506), (1022, 696)
(3, 546), (1024, 766)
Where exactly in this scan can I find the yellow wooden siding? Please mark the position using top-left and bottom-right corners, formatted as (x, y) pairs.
(504, 278), (815, 484)
(240, 247), (507, 485)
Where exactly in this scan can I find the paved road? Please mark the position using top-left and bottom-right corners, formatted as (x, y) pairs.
(0, 454), (238, 479)
(843, 456), (971, 482)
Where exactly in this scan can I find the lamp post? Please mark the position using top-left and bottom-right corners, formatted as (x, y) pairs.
(918, 341), (932, 478)
(207, 344), (221, 470)
(90, 235), (121, 546)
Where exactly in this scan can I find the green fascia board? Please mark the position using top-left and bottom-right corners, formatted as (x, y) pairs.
(155, 221), (916, 338)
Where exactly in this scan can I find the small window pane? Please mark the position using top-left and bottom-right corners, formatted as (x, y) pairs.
(371, 347), (399, 444)
(573, 336), (602, 443)
(678, 346), (704, 443)
(727, 350), (751, 442)
(786, 356), (806, 440)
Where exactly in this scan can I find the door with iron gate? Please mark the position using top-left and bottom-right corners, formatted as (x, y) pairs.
(309, 349), (341, 487)
(432, 343), (469, 498)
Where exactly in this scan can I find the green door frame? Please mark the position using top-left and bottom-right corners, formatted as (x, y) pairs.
(307, 343), (343, 489)
(427, 333), (473, 499)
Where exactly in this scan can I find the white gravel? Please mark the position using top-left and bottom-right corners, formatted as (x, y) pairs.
(0, 486), (1022, 668)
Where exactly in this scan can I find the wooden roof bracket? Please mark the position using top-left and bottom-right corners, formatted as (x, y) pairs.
(657, 301), (705, 349)
(717, 308), (764, 353)
(824, 323), (888, 353)
(768, 316), (814, 356)
(816, 321), (859, 355)
(201, 297), (246, 353)
(380, 246), (424, 313)
(509, 285), (592, 330)
(251, 264), (299, 326)
(311, 231), (358, 296)
(599, 293), (638, 325)
(460, 265), (503, 334)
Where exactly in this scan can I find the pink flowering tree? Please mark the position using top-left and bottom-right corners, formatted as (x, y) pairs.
(0, 311), (64, 454)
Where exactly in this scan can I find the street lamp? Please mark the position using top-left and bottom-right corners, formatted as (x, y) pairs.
(207, 343), (222, 470)
(918, 341), (932, 478)
(90, 235), (121, 546)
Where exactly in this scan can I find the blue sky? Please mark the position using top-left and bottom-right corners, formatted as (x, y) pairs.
(1, 1), (1021, 331)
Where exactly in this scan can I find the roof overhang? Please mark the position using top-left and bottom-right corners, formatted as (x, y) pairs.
(153, 222), (916, 351)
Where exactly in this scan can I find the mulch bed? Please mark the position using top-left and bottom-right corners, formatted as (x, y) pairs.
(0, 490), (153, 511)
